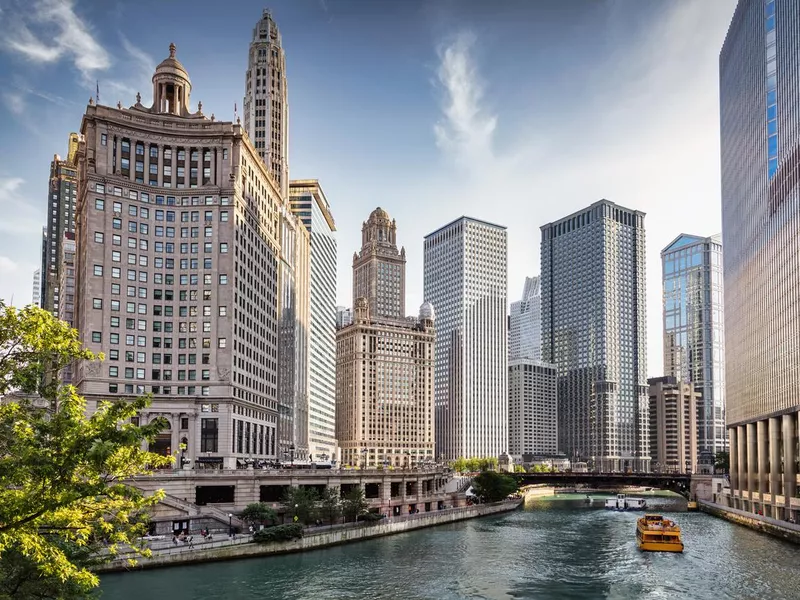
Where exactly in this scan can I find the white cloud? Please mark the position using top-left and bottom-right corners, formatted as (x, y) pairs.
(0, 177), (43, 236)
(104, 34), (155, 106)
(433, 31), (497, 166)
(3, 0), (110, 80)
(2, 92), (25, 115)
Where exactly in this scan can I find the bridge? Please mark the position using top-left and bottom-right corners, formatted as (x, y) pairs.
(511, 472), (693, 498)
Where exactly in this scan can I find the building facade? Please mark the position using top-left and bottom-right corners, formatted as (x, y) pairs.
(351, 208), (405, 320)
(720, 0), (800, 520)
(647, 376), (699, 474)
(661, 233), (726, 455)
(289, 179), (337, 461)
(73, 44), (308, 470)
(335, 306), (353, 330)
(508, 359), (558, 459)
(541, 200), (649, 473)
(423, 217), (508, 460)
(58, 233), (77, 384)
(41, 133), (80, 316)
(336, 209), (435, 468)
(509, 276), (542, 361)
(32, 269), (41, 307)
(243, 9), (288, 200)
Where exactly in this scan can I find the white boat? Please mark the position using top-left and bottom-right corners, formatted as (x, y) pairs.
(605, 493), (647, 511)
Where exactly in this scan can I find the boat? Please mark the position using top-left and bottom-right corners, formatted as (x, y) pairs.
(686, 501), (698, 512)
(636, 514), (684, 552)
(605, 493), (647, 511)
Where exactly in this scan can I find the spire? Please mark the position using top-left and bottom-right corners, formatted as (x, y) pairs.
(169, 42), (176, 58)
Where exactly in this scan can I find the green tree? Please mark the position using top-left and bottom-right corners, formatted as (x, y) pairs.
(320, 487), (341, 525)
(240, 503), (278, 528)
(465, 457), (480, 472)
(513, 464), (526, 473)
(283, 487), (318, 525)
(0, 303), (171, 598)
(341, 486), (368, 522)
(714, 451), (730, 474)
(451, 457), (467, 473)
(472, 471), (518, 503)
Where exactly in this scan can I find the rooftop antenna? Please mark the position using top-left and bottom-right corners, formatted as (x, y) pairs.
(96, 80), (100, 105)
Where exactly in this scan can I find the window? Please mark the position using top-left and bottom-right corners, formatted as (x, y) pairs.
(91, 331), (101, 343)
(112, 234), (121, 246)
(93, 265), (103, 276)
(93, 298), (102, 309)
(109, 366), (118, 377)
(113, 218), (121, 230)
(94, 232), (104, 243)
(220, 211), (228, 222)
(101, 134), (107, 146)
(219, 274), (227, 285)
(218, 306), (227, 317)
(219, 243), (228, 253)
(218, 338), (226, 349)
(201, 418), (218, 453)
(95, 199), (105, 210)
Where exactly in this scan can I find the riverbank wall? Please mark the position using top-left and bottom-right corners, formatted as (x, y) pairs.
(96, 500), (521, 573)
(699, 500), (800, 545)
(521, 486), (555, 498)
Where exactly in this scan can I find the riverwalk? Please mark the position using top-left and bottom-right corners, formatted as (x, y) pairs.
(699, 499), (800, 544)
(95, 499), (522, 573)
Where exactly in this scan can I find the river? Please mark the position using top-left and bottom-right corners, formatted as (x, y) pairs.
(100, 493), (800, 599)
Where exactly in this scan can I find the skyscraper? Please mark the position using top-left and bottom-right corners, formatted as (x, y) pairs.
(73, 44), (293, 469)
(541, 200), (649, 472)
(32, 269), (41, 307)
(289, 180), (337, 461)
(58, 232), (77, 384)
(335, 306), (353, 330)
(424, 217), (508, 460)
(336, 208), (435, 468)
(509, 276), (542, 361)
(352, 208), (406, 320)
(41, 133), (80, 316)
(243, 9), (289, 200)
(720, 0), (800, 520)
(661, 233), (726, 457)
(508, 359), (558, 459)
(648, 376), (699, 475)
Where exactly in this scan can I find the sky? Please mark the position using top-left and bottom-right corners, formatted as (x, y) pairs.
(0, 0), (737, 375)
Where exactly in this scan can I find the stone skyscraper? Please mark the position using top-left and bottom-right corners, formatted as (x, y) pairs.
(352, 208), (406, 320)
(509, 276), (542, 361)
(336, 208), (435, 468)
(721, 0), (800, 520)
(541, 200), (649, 473)
(289, 180), (337, 461)
(424, 217), (508, 460)
(243, 9), (289, 200)
(41, 133), (80, 316)
(661, 233), (726, 456)
(73, 44), (303, 469)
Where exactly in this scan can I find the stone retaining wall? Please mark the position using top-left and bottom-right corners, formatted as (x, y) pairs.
(699, 500), (800, 544)
(96, 500), (521, 573)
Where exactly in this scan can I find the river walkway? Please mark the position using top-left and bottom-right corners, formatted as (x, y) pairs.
(95, 500), (522, 573)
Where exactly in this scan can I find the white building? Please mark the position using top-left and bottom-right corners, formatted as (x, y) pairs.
(508, 359), (558, 458)
(423, 217), (508, 460)
(32, 269), (41, 307)
(335, 306), (353, 330)
(509, 276), (541, 361)
(289, 180), (337, 462)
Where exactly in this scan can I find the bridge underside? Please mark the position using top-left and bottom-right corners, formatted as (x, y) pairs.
(512, 474), (692, 499)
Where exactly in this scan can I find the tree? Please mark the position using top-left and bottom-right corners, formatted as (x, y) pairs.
(451, 457), (467, 473)
(283, 487), (318, 525)
(513, 464), (526, 473)
(240, 503), (278, 528)
(465, 457), (480, 472)
(0, 303), (171, 598)
(341, 486), (368, 522)
(472, 471), (518, 503)
(714, 451), (730, 474)
(320, 487), (341, 525)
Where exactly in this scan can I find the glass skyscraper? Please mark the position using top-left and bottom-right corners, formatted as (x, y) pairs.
(509, 276), (542, 361)
(541, 199), (649, 473)
(661, 234), (726, 457)
(721, 0), (800, 520)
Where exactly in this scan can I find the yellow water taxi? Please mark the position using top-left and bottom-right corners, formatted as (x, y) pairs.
(686, 501), (698, 512)
(636, 514), (684, 553)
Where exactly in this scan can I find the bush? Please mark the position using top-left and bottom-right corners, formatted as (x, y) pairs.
(359, 512), (383, 522)
(252, 524), (304, 544)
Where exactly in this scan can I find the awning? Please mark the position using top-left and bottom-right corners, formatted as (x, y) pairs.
(196, 457), (223, 464)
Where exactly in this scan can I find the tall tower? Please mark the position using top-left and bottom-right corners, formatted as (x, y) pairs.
(41, 134), (79, 316)
(352, 208), (406, 320)
(244, 9), (289, 199)
(509, 276), (542, 361)
(720, 0), (800, 520)
(424, 217), (508, 460)
(661, 233), (726, 456)
(541, 200), (648, 473)
(289, 180), (338, 461)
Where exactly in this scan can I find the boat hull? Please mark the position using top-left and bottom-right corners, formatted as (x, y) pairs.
(637, 538), (684, 553)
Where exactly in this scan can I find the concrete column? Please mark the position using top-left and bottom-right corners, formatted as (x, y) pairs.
(783, 413), (797, 511)
(757, 420), (768, 499)
(737, 424), (747, 508)
(747, 422), (757, 505)
(729, 427), (738, 491)
(769, 417), (782, 518)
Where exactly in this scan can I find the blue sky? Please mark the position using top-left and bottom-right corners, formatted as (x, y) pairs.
(0, 0), (736, 374)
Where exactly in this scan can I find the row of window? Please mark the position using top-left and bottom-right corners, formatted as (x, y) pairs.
(93, 266), (229, 286)
(90, 331), (227, 348)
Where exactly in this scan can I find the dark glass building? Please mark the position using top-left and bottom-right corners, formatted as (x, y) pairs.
(720, 0), (800, 519)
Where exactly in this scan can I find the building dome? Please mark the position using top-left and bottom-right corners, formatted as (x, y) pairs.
(370, 207), (390, 221)
(419, 302), (435, 321)
(154, 43), (190, 82)
(151, 43), (192, 116)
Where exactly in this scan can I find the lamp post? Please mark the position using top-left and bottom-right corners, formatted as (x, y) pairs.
(361, 448), (368, 470)
(294, 503), (299, 524)
(289, 444), (295, 466)
(228, 513), (233, 538)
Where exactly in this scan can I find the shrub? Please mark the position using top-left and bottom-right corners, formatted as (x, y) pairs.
(252, 524), (304, 544)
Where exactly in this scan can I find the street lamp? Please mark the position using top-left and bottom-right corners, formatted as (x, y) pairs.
(361, 448), (368, 470)
(228, 513), (233, 538)
(294, 503), (299, 524)
(289, 444), (295, 466)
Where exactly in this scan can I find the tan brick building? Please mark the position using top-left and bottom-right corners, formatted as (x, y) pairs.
(648, 376), (699, 474)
